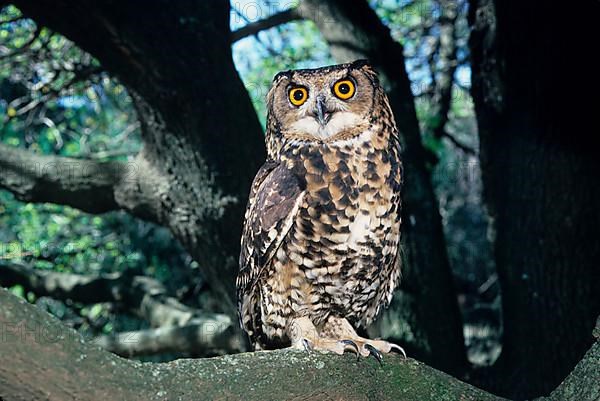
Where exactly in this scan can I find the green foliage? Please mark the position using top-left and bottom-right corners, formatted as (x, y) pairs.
(0, 191), (188, 277)
(1, 6), (139, 158)
(1, 6), (193, 338)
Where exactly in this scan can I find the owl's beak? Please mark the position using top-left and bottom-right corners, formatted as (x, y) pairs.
(314, 95), (332, 126)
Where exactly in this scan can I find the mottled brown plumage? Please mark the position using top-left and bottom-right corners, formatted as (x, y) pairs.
(237, 60), (404, 357)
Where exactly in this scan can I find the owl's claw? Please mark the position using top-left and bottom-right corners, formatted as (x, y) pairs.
(293, 337), (359, 356)
(364, 343), (384, 365)
(389, 343), (407, 358)
(302, 338), (313, 352)
(339, 339), (360, 360)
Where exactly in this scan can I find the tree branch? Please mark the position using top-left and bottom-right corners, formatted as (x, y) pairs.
(0, 287), (508, 401)
(0, 142), (124, 214)
(0, 261), (245, 356)
(537, 317), (600, 401)
(94, 317), (242, 357)
(0, 261), (123, 303)
(0, 261), (223, 328)
(442, 130), (476, 155)
(231, 8), (302, 43)
(0, 142), (167, 223)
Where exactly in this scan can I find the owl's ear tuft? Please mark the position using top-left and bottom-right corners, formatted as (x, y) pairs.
(350, 59), (372, 69)
(351, 59), (379, 87)
(273, 70), (292, 82)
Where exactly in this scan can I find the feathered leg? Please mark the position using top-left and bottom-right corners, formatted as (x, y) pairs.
(287, 317), (360, 355)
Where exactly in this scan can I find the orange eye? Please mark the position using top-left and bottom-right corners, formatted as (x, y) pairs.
(333, 79), (355, 100)
(288, 86), (308, 106)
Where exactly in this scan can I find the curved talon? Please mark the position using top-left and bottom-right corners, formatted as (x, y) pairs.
(389, 343), (407, 358)
(302, 338), (313, 352)
(339, 339), (360, 360)
(364, 343), (383, 365)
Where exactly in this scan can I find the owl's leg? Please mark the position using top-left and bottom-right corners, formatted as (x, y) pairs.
(320, 316), (406, 362)
(287, 317), (360, 356)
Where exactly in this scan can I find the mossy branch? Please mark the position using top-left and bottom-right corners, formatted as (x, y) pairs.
(0, 288), (597, 401)
(0, 288), (503, 401)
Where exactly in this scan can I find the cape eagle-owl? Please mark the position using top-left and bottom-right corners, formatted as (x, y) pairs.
(237, 60), (404, 359)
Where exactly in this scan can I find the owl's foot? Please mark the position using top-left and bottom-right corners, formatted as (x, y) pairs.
(288, 317), (361, 356)
(287, 316), (406, 362)
(294, 333), (405, 363)
(320, 316), (407, 363)
(296, 336), (364, 357)
(339, 337), (406, 362)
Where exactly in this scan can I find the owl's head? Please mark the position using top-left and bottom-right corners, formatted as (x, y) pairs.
(266, 60), (381, 144)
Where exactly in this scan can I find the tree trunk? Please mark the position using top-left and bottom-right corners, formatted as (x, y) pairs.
(298, 0), (467, 374)
(469, 0), (600, 398)
(7, 0), (266, 315)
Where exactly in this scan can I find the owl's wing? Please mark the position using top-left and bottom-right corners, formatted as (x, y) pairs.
(237, 160), (305, 320)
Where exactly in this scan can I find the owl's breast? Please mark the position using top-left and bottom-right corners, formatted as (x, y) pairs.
(283, 130), (401, 271)
(271, 130), (402, 326)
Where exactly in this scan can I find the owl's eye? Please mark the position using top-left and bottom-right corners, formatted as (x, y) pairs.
(333, 79), (356, 100)
(288, 86), (308, 106)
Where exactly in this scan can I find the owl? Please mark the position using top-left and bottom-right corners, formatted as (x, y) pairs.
(237, 60), (404, 360)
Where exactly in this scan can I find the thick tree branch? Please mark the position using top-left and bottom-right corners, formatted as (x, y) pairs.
(0, 141), (176, 225)
(0, 261), (124, 303)
(469, 0), (600, 397)
(0, 142), (124, 214)
(231, 8), (302, 42)
(0, 288), (507, 401)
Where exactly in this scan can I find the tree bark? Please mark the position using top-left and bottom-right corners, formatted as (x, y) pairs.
(298, 0), (467, 374)
(538, 317), (600, 401)
(469, 0), (600, 398)
(0, 287), (505, 401)
(0, 143), (149, 216)
(5, 0), (266, 315)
